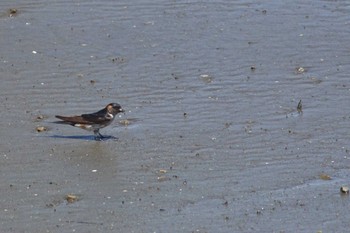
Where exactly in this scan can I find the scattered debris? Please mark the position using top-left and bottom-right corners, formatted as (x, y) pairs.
(319, 173), (331, 180)
(119, 119), (130, 126)
(34, 115), (47, 122)
(200, 74), (213, 83)
(157, 176), (170, 182)
(8, 8), (18, 17)
(36, 115), (45, 120)
(158, 169), (167, 174)
(65, 194), (78, 203)
(297, 100), (302, 113)
(250, 66), (256, 71)
(295, 67), (306, 74)
(171, 73), (179, 80)
(111, 57), (126, 64)
(46, 198), (62, 208)
(340, 186), (349, 194)
(224, 122), (232, 129)
(36, 126), (47, 132)
(309, 77), (322, 84)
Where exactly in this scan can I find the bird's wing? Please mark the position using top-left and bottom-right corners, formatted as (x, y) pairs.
(55, 107), (108, 124)
(55, 115), (98, 124)
(80, 113), (108, 123)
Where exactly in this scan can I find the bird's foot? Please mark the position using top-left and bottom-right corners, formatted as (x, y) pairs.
(94, 134), (118, 141)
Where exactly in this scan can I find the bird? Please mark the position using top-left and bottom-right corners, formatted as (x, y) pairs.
(54, 103), (124, 140)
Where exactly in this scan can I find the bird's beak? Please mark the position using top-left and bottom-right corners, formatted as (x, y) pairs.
(120, 108), (125, 114)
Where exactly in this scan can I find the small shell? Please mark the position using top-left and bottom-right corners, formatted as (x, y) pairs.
(120, 119), (130, 126)
(36, 126), (47, 132)
(36, 115), (45, 120)
(295, 67), (306, 74)
(65, 194), (78, 203)
(200, 74), (213, 83)
(8, 8), (18, 17)
(340, 186), (349, 194)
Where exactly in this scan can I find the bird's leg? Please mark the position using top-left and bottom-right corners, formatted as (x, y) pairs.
(93, 129), (104, 140)
(93, 129), (117, 141)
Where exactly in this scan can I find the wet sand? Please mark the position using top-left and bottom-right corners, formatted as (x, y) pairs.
(1, 1), (350, 232)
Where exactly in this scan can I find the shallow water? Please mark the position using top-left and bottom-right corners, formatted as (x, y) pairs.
(1, 1), (350, 232)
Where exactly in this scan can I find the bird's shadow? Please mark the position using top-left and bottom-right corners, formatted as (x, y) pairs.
(49, 135), (117, 141)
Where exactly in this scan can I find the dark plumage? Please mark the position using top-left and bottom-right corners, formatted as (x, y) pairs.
(54, 103), (124, 140)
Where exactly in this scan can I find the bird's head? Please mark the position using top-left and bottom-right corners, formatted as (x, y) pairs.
(107, 103), (124, 115)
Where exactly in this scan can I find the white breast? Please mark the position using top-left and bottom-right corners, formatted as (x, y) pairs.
(106, 113), (114, 119)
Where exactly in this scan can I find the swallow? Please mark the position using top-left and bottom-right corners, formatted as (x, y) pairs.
(55, 103), (124, 140)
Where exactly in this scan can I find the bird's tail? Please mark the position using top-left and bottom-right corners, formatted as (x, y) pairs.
(53, 115), (75, 125)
